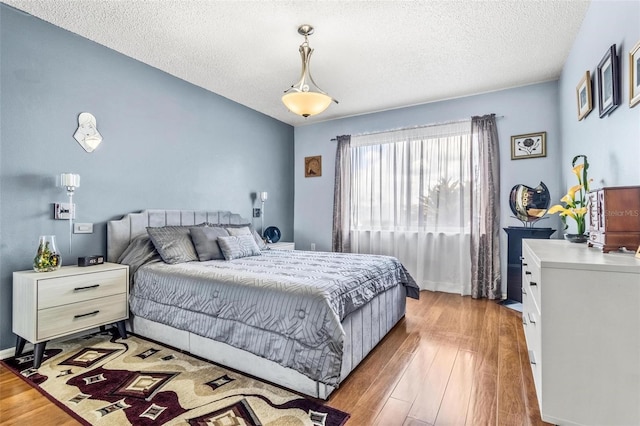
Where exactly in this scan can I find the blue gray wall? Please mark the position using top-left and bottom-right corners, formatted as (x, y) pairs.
(294, 0), (640, 297)
(0, 5), (294, 351)
(294, 81), (562, 296)
(559, 0), (640, 192)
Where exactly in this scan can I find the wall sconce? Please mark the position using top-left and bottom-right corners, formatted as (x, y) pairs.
(259, 191), (268, 236)
(60, 173), (80, 252)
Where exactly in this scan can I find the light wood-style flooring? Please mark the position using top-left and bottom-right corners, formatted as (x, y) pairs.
(0, 291), (549, 425)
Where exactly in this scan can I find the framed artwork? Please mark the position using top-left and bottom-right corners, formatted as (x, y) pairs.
(597, 44), (620, 117)
(576, 71), (593, 120)
(304, 155), (322, 177)
(630, 39), (640, 108)
(511, 132), (546, 160)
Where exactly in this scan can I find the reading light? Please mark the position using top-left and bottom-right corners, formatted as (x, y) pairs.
(260, 191), (268, 237)
(282, 25), (338, 118)
(60, 173), (80, 253)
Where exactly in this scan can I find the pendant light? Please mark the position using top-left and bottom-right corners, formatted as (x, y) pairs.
(282, 25), (338, 117)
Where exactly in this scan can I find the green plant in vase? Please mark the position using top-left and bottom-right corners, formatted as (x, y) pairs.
(33, 235), (61, 272)
(548, 155), (591, 241)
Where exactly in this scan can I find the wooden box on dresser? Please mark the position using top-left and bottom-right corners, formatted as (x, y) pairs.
(587, 185), (640, 252)
(12, 262), (129, 368)
(521, 239), (640, 426)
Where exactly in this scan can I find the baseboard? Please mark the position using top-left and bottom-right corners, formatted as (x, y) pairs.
(0, 326), (106, 360)
(0, 347), (15, 360)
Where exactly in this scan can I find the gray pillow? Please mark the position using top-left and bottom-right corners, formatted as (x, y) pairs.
(189, 226), (230, 261)
(146, 226), (199, 264)
(217, 234), (262, 260)
(116, 234), (161, 283)
(224, 224), (267, 250)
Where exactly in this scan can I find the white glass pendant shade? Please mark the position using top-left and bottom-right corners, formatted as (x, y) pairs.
(282, 25), (337, 118)
(282, 92), (333, 117)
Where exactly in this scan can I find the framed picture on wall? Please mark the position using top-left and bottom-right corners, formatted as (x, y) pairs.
(576, 71), (593, 120)
(304, 155), (322, 177)
(510, 132), (547, 160)
(630, 39), (640, 108)
(597, 44), (620, 117)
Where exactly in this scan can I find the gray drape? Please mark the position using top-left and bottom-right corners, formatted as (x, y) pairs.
(332, 135), (351, 252)
(470, 114), (501, 299)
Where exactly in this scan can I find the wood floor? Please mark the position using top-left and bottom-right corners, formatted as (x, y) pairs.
(0, 291), (550, 426)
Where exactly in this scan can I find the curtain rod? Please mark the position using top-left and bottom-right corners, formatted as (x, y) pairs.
(330, 114), (504, 141)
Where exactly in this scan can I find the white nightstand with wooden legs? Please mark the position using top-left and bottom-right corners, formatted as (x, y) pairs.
(12, 262), (129, 368)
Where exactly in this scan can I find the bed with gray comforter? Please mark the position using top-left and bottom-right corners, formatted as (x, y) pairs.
(130, 249), (418, 386)
(108, 209), (419, 398)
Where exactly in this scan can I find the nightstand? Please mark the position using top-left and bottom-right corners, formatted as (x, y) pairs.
(267, 242), (295, 250)
(12, 262), (129, 368)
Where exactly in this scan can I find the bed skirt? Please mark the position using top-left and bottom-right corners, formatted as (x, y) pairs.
(130, 282), (407, 399)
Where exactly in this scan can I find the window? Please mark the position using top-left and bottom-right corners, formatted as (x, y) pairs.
(349, 120), (473, 294)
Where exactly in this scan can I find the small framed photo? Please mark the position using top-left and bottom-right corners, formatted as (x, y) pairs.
(629, 39), (640, 108)
(304, 155), (322, 177)
(511, 132), (546, 160)
(576, 71), (593, 120)
(597, 44), (620, 117)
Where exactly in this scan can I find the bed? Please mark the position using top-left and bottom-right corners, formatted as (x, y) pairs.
(107, 209), (419, 399)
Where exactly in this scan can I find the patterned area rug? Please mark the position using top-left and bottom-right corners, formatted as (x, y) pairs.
(1, 331), (349, 425)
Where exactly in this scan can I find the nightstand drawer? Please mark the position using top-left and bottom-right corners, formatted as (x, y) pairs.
(38, 269), (127, 309)
(37, 293), (127, 340)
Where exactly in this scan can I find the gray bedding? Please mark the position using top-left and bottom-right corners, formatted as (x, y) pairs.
(129, 249), (419, 386)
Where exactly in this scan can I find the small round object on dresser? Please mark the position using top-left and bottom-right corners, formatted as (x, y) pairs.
(263, 226), (281, 243)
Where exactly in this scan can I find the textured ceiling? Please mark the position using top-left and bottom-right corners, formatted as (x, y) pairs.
(2, 0), (590, 126)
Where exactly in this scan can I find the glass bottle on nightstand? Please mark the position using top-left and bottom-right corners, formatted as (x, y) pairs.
(33, 235), (61, 272)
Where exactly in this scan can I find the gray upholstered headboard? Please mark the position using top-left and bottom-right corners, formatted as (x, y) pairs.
(107, 209), (251, 262)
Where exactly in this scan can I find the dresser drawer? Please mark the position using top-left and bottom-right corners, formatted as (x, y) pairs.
(37, 293), (127, 340)
(38, 269), (127, 309)
(528, 347), (542, 406)
(521, 246), (541, 308)
(522, 290), (541, 351)
(522, 288), (542, 406)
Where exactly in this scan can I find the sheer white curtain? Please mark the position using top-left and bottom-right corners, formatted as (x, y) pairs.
(349, 121), (473, 294)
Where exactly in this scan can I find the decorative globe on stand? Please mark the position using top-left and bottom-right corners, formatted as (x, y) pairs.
(509, 182), (551, 227)
(263, 226), (281, 244)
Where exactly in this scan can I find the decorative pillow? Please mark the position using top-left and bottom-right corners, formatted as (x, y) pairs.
(217, 234), (262, 260)
(146, 226), (199, 264)
(224, 224), (267, 250)
(117, 234), (161, 282)
(117, 234), (158, 263)
(189, 226), (230, 261)
(225, 226), (252, 236)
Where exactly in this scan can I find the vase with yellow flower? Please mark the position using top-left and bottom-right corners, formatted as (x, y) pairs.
(548, 155), (591, 243)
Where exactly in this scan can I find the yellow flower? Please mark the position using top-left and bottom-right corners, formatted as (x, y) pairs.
(548, 155), (590, 235)
(567, 184), (582, 198)
(572, 164), (584, 179)
(548, 204), (567, 214)
(574, 207), (588, 216)
(560, 194), (573, 204)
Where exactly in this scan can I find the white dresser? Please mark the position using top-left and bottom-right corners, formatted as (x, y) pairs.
(521, 239), (640, 426)
(13, 262), (129, 368)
